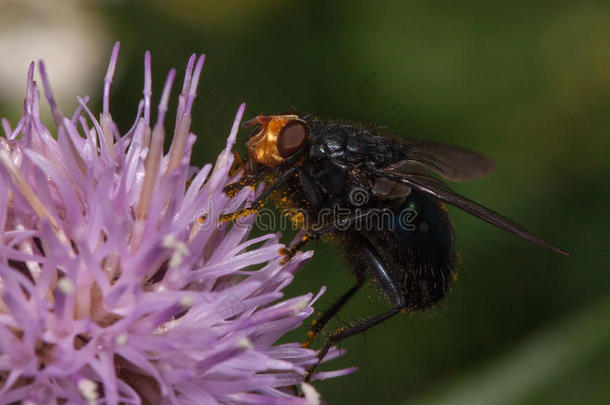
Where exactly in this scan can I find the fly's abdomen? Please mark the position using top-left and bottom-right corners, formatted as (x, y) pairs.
(365, 190), (456, 309)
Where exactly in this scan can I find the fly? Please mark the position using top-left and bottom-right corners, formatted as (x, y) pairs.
(221, 113), (569, 380)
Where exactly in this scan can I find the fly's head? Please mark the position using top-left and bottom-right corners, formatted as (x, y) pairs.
(243, 114), (309, 169)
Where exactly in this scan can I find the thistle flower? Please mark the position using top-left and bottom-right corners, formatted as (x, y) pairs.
(0, 42), (353, 404)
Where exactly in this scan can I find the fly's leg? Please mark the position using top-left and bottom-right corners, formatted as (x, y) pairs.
(279, 209), (381, 263)
(227, 151), (247, 178)
(302, 280), (364, 349)
(303, 232), (405, 382)
(303, 308), (401, 382)
(219, 167), (297, 223)
(223, 164), (264, 197)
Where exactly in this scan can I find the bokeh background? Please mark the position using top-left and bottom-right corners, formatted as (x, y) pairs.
(1, 1), (609, 404)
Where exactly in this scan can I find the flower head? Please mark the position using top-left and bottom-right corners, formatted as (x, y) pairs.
(0, 42), (353, 404)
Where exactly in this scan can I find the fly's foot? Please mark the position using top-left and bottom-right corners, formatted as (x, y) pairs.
(279, 232), (316, 264)
(218, 206), (259, 223)
(279, 246), (297, 264)
(301, 313), (325, 349)
(303, 363), (317, 383)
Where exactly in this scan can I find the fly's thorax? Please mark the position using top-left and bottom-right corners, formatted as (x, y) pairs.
(306, 118), (407, 167)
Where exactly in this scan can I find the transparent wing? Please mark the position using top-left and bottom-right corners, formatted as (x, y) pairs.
(373, 166), (569, 255)
(397, 139), (496, 181)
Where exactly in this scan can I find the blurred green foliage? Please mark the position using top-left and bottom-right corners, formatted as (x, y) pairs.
(105, 1), (609, 403)
(15, 0), (610, 403)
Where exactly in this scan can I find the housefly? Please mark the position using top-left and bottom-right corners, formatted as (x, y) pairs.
(221, 113), (568, 380)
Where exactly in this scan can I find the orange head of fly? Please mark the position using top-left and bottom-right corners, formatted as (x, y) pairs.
(243, 114), (309, 169)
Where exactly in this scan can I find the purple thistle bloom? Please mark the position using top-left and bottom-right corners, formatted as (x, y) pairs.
(0, 42), (354, 404)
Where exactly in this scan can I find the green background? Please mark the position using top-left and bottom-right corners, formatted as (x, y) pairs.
(5, 1), (610, 404)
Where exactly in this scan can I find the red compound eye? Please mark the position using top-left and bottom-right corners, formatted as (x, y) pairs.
(277, 120), (308, 157)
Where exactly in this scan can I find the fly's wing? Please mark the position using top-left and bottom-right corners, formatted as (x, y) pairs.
(373, 167), (569, 255)
(396, 139), (496, 182)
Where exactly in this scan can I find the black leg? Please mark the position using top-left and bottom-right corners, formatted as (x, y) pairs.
(219, 167), (297, 222)
(297, 168), (322, 207)
(351, 231), (405, 308)
(223, 160), (266, 195)
(304, 307), (401, 382)
(249, 166), (297, 207)
(303, 232), (405, 381)
(302, 280), (365, 349)
(280, 208), (382, 263)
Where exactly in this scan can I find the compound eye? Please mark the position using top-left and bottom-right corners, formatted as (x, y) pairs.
(277, 120), (308, 158)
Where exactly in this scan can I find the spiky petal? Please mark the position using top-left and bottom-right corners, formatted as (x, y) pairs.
(0, 42), (354, 405)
